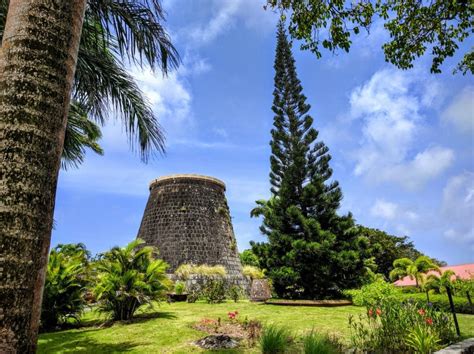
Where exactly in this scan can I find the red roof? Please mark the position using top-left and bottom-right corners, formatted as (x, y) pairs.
(393, 263), (474, 287)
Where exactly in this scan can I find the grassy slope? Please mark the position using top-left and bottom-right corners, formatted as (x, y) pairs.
(38, 301), (474, 353)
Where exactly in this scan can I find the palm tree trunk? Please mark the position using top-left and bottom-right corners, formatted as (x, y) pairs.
(0, 1), (86, 352)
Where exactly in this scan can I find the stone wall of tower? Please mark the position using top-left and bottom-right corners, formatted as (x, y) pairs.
(137, 174), (244, 280)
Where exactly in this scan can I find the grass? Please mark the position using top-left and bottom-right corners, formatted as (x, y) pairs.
(38, 301), (474, 353)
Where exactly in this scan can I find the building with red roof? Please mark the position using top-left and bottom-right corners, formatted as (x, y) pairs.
(393, 263), (474, 287)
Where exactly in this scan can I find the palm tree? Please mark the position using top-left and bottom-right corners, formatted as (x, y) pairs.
(0, 1), (178, 351)
(389, 256), (440, 288)
(0, 0), (180, 167)
(93, 239), (171, 321)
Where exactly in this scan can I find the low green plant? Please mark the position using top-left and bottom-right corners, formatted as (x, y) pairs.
(93, 239), (171, 321)
(260, 324), (291, 354)
(174, 281), (185, 295)
(344, 278), (400, 307)
(203, 279), (227, 304)
(41, 248), (89, 330)
(243, 265), (265, 279)
(406, 325), (441, 354)
(175, 264), (227, 279)
(228, 284), (243, 302)
(303, 330), (342, 354)
(348, 298), (455, 352)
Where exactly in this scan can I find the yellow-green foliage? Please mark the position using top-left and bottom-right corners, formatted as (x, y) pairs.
(243, 265), (265, 279)
(175, 264), (227, 279)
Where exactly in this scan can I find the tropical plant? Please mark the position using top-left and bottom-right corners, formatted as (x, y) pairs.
(202, 279), (227, 304)
(175, 264), (227, 279)
(348, 298), (455, 352)
(425, 270), (456, 294)
(227, 284), (243, 303)
(41, 249), (89, 330)
(260, 324), (292, 354)
(93, 239), (171, 321)
(389, 256), (440, 288)
(0, 0), (179, 167)
(0, 2), (88, 351)
(344, 278), (400, 307)
(406, 325), (441, 354)
(243, 265), (265, 280)
(174, 281), (186, 295)
(303, 330), (342, 354)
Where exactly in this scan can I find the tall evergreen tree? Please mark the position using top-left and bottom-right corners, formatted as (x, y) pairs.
(251, 21), (368, 299)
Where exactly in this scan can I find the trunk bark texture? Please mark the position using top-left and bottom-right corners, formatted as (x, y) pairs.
(0, 1), (86, 352)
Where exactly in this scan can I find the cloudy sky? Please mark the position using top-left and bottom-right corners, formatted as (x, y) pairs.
(53, 0), (474, 265)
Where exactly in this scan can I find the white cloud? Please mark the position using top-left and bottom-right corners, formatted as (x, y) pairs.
(441, 172), (474, 250)
(185, 0), (276, 47)
(349, 68), (453, 189)
(371, 199), (418, 221)
(441, 86), (474, 134)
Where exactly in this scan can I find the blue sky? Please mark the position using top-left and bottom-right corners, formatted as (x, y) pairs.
(53, 0), (474, 265)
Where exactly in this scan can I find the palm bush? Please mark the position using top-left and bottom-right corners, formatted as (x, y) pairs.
(260, 324), (291, 353)
(41, 249), (89, 330)
(93, 239), (171, 321)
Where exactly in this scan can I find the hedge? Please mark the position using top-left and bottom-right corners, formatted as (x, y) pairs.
(397, 292), (473, 315)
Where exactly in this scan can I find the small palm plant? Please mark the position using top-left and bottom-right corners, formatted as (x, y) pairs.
(389, 256), (440, 288)
(93, 239), (171, 321)
(41, 249), (89, 329)
(260, 324), (291, 353)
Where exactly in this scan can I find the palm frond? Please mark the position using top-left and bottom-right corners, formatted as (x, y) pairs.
(74, 28), (165, 161)
(62, 102), (104, 170)
(86, 0), (180, 73)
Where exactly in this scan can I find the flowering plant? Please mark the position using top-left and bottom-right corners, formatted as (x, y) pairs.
(227, 310), (238, 321)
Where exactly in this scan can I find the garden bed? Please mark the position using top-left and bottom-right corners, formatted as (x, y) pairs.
(265, 299), (352, 307)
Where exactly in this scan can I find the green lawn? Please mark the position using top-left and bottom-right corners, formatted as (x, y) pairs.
(38, 301), (474, 353)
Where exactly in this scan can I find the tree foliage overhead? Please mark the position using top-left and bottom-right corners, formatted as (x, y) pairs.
(0, 0), (180, 167)
(266, 0), (473, 74)
(251, 21), (369, 299)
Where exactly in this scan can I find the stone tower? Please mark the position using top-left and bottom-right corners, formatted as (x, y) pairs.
(137, 174), (244, 279)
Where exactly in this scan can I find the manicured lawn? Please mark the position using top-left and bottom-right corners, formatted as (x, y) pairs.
(38, 301), (474, 353)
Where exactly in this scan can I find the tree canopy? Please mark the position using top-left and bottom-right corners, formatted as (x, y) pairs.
(266, 0), (473, 74)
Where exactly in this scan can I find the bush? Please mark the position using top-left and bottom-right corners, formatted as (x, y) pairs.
(303, 331), (342, 354)
(397, 292), (474, 314)
(174, 281), (185, 295)
(227, 284), (243, 302)
(349, 298), (456, 352)
(344, 278), (400, 307)
(41, 248), (89, 330)
(243, 265), (265, 279)
(93, 239), (171, 321)
(175, 264), (227, 279)
(406, 325), (441, 354)
(202, 279), (227, 304)
(260, 324), (291, 354)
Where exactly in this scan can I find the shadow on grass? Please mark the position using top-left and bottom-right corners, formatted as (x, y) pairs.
(131, 311), (178, 322)
(39, 329), (145, 353)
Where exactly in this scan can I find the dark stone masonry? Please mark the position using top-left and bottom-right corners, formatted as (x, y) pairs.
(137, 174), (245, 282)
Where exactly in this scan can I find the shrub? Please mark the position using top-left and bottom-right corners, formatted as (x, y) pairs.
(93, 239), (171, 321)
(175, 264), (227, 279)
(174, 281), (185, 295)
(228, 284), (243, 302)
(202, 279), (227, 304)
(243, 265), (265, 279)
(344, 278), (400, 307)
(41, 249), (89, 330)
(303, 331), (342, 354)
(349, 298), (455, 352)
(260, 324), (291, 353)
(397, 292), (474, 314)
(406, 325), (441, 354)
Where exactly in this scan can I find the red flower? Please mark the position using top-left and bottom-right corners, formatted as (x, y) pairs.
(425, 317), (433, 326)
(227, 311), (238, 320)
(368, 308), (374, 317)
(376, 308), (382, 316)
(418, 309), (426, 316)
